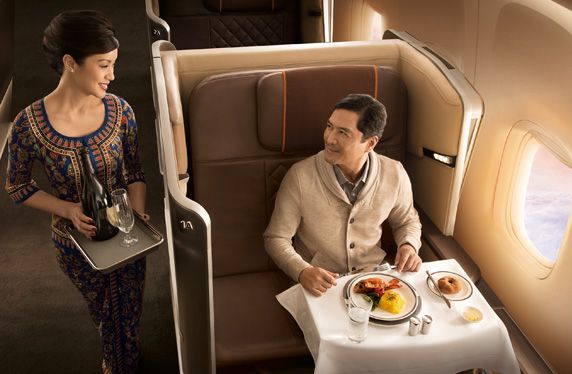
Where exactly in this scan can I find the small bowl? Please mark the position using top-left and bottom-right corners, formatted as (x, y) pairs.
(461, 306), (483, 323)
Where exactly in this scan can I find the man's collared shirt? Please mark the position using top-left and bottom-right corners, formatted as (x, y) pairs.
(333, 155), (370, 204)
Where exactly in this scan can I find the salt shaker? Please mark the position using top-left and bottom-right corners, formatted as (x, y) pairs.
(421, 315), (433, 334)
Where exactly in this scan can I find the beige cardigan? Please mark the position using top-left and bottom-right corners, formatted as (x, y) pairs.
(263, 150), (422, 281)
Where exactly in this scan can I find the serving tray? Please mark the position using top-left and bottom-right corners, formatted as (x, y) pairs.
(64, 216), (163, 274)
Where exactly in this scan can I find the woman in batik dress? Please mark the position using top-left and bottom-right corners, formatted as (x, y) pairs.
(5, 10), (148, 374)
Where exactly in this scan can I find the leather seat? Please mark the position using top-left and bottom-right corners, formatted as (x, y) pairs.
(213, 271), (305, 364)
(187, 64), (407, 366)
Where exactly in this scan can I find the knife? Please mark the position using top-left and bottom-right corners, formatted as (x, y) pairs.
(336, 267), (365, 278)
(426, 270), (452, 308)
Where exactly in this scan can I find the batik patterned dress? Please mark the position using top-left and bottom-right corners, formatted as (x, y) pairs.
(5, 94), (146, 374)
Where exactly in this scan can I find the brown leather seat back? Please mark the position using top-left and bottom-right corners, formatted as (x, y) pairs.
(188, 64), (407, 278)
(159, 0), (300, 49)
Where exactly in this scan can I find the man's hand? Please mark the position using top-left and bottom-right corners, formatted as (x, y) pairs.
(299, 266), (338, 297)
(394, 244), (422, 272)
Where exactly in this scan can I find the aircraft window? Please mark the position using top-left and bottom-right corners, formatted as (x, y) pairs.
(522, 143), (572, 262)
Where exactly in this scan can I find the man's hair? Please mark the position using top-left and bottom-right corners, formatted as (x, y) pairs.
(43, 10), (119, 76)
(334, 94), (387, 141)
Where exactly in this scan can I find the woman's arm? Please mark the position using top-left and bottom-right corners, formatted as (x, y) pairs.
(5, 112), (94, 239)
(23, 190), (96, 238)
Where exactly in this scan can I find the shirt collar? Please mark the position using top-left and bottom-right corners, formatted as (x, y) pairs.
(333, 154), (370, 187)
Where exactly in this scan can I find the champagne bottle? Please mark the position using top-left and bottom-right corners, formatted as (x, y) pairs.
(79, 148), (119, 241)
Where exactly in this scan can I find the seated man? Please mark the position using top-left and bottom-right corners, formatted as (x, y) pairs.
(264, 94), (422, 296)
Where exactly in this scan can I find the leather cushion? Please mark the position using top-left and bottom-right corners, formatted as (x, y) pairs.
(193, 157), (304, 277)
(213, 271), (308, 365)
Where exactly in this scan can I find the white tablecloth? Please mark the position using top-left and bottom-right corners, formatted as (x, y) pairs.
(277, 259), (519, 374)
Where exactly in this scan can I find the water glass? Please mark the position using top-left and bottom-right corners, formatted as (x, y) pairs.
(347, 298), (372, 343)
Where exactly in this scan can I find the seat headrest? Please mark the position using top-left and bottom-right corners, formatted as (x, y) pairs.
(203, 0), (286, 12)
(257, 65), (400, 153)
(189, 64), (406, 162)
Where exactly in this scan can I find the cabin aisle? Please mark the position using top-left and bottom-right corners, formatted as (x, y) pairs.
(0, 1), (178, 373)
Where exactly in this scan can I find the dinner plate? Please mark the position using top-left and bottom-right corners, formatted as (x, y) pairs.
(347, 272), (419, 322)
(426, 271), (473, 301)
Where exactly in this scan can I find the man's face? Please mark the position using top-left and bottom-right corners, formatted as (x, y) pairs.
(323, 109), (378, 176)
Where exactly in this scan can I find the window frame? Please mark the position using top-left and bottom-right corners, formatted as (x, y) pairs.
(494, 120), (572, 278)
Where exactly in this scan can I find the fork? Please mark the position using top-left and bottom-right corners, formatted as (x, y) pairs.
(375, 262), (396, 271)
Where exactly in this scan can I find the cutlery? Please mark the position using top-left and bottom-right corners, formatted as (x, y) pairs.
(337, 263), (399, 278)
(426, 270), (452, 308)
(337, 267), (366, 278)
(375, 263), (397, 271)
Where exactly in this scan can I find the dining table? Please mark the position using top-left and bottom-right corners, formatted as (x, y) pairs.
(276, 259), (520, 374)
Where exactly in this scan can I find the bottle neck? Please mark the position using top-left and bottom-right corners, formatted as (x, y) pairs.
(80, 149), (96, 175)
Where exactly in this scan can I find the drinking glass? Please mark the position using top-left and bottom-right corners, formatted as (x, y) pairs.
(110, 188), (138, 247)
(347, 297), (373, 343)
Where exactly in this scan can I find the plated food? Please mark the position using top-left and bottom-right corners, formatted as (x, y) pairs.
(352, 277), (403, 314)
(380, 290), (405, 314)
(426, 271), (473, 301)
(347, 272), (418, 322)
(438, 276), (461, 294)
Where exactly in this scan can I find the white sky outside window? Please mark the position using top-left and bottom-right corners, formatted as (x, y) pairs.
(523, 145), (572, 262)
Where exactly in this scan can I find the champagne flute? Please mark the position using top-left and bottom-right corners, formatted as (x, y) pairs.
(110, 188), (138, 247)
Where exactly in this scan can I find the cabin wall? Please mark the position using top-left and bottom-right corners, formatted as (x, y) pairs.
(332, 0), (376, 42)
(458, 2), (572, 372)
(346, 0), (572, 371)
(336, 0), (479, 82)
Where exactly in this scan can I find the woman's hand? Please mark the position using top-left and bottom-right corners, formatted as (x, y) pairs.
(134, 211), (150, 223)
(21, 192), (96, 239)
(64, 202), (96, 239)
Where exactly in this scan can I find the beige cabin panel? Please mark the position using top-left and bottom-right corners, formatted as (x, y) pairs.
(398, 44), (463, 157)
(333, 0), (376, 41)
(365, 0), (479, 81)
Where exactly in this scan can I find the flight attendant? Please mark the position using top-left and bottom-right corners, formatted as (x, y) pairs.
(5, 10), (147, 373)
